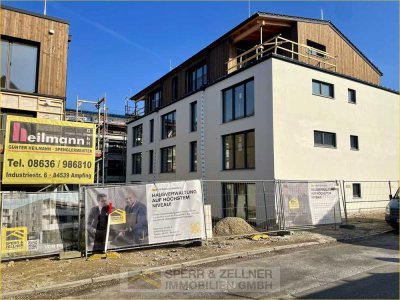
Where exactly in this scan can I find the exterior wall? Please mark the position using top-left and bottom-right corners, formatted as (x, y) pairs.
(271, 58), (399, 181)
(297, 22), (381, 85)
(1, 7), (69, 98)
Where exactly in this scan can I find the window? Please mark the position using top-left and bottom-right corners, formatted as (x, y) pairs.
(107, 160), (123, 177)
(132, 124), (143, 147)
(350, 135), (359, 150)
(314, 131), (337, 148)
(190, 141), (197, 172)
(306, 40), (326, 57)
(190, 101), (197, 132)
(352, 183), (361, 198)
(312, 80), (334, 98)
(161, 146), (176, 173)
(348, 89), (356, 104)
(161, 111), (176, 139)
(172, 77), (178, 101)
(223, 79), (254, 123)
(1, 39), (38, 93)
(222, 183), (256, 224)
(149, 150), (154, 174)
(132, 153), (142, 174)
(149, 89), (161, 111)
(187, 62), (207, 93)
(223, 130), (255, 170)
(149, 119), (154, 143)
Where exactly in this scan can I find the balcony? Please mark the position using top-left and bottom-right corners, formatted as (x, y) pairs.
(227, 34), (337, 74)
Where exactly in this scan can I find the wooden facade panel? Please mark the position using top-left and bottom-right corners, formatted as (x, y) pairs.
(1, 8), (69, 98)
(296, 22), (380, 85)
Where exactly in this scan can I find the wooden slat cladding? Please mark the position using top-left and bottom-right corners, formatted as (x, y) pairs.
(297, 22), (380, 85)
(0, 8), (69, 98)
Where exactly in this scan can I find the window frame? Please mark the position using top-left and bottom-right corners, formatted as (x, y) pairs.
(222, 129), (255, 170)
(350, 135), (359, 151)
(314, 130), (337, 148)
(190, 141), (197, 172)
(172, 76), (178, 101)
(161, 110), (176, 139)
(149, 119), (154, 143)
(312, 79), (335, 98)
(306, 40), (326, 57)
(131, 152), (142, 175)
(132, 124), (143, 147)
(160, 145), (176, 173)
(149, 88), (161, 112)
(348, 88), (357, 104)
(352, 183), (362, 198)
(190, 101), (197, 132)
(222, 182), (256, 223)
(187, 62), (207, 93)
(1, 37), (40, 93)
(222, 78), (255, 123)
(149, 150), (154, 174)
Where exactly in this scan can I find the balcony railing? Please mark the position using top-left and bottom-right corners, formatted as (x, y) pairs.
(227, 34), (337, 74)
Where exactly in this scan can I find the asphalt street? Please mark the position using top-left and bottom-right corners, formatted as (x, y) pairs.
(65, 232), (399, 299)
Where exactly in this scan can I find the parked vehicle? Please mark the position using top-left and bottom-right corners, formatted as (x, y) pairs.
(385, 188), (399, 230)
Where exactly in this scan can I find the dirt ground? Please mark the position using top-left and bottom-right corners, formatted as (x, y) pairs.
(1, 211), (393, 294)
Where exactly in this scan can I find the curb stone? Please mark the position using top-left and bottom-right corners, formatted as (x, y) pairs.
(2, 231), (391, 298)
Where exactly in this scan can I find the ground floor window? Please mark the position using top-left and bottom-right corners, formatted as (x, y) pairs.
(160, 146), (176, 173)
(222, 182), (256, 224)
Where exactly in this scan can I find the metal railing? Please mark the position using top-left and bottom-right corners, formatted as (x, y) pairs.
(227, 34), (337, 73)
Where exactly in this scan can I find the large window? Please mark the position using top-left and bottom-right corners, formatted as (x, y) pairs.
(223, 130), (255, 170)
(132, 152), (142, 174)
(223, 79), (254, 123)
(149, 89), (161, 111)
(350, 135), (359, 150)
(348, 89), (356, 104)
(161, 146), (176, 173)
(190, 101), (197, 132)
(1, 39), (38, 93)
(161, 111), (176, 139)
(314, 130), (337, 148)
(132, 124), (143, 147)
(222, 183), (256, 225)
(190, 141), (197, 172)
(149, 150), (154, 174)
(149, 119), (154, 143)
(312, 80), (334, 98)
(187, 63), (207, 93)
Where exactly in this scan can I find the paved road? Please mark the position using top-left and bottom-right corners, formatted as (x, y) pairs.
(66, 232), (399, 299)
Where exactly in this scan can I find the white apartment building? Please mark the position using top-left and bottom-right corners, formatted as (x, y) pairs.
(126, 12), (399, 224)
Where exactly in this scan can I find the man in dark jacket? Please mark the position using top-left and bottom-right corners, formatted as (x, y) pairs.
(116, 191), (148, 245)
(87, 193), (109, 251)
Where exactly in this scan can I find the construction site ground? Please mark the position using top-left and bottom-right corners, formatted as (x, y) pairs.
(1, 211), (393, 294)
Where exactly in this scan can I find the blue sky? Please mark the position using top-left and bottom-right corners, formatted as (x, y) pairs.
(3, 1), (399, 114)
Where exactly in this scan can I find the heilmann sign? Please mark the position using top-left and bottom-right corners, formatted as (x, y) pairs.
(2, 116), (96, 185)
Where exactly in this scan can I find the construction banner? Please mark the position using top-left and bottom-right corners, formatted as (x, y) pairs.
(2, 115), (95, 184)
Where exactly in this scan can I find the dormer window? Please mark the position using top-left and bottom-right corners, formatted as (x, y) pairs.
(149, 89), (161, 111)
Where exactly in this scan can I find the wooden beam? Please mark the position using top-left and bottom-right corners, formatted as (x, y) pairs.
(233, 21), (265, 43)
(264, 21), (292, 28)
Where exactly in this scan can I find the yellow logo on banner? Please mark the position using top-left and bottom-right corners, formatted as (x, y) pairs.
(2, 115), (96, 185)
(190, 222), (201, 234)
(289, 197), (300, 210)
(110, 209), (126, 225)
(1, 227), (28, 254)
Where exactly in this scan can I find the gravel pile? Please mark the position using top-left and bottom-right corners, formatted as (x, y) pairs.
(213, 217), (257, 236)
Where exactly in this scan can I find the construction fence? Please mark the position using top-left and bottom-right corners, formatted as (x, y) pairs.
(1, 179), (398, 260)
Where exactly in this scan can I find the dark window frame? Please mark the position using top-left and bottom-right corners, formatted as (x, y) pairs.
(172, 76), (178, 101)
(190, 101), (197, 132)
(312, 79), (335, 98)
(160, 145), (176, 173)
(149, 119), (154, 143)
(187, 62), (208, 93)
(222, 78), (254, 123)
(190, 141), (197, 172)
(148, 88), (161, 112)
(161, 110), (176, 139)
(131, 152), (142, 175)
(222, 129), (255, 170)
(132, 124), (143, 147)
(1, 37), (40, 93)
(352, 183), (362, 198)
(348, 88), (357, 104)
(149, 150), (154, 174)
(314, 130), (337, 148)
(350, 135), (359, 150)
(306, 40), (327, 57)
(222, 182), (256, 223)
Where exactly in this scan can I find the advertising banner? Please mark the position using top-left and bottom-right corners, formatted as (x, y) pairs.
(281, 181), (340, 227)
(85, 180), (205, 252)
(2, 115), (95, 184)
(1, 192), (79, 259)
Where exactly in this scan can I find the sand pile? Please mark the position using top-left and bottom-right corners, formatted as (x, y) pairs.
(213, 217), (257, 236)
